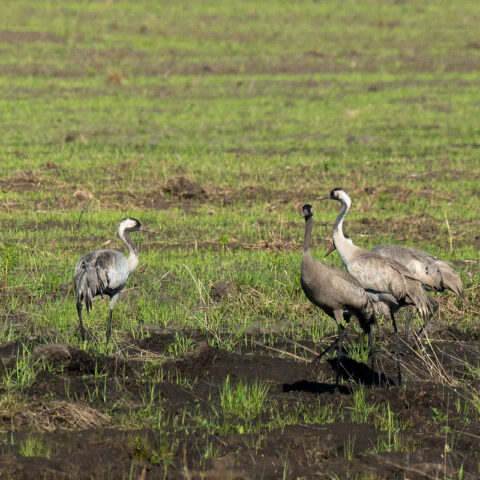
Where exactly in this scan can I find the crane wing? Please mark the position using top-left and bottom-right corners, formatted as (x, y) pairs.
(372, 244), (443, 290)
(329, 273), (372, 312)
(347, 253), (408, 297)
(79, 249), (129, 291)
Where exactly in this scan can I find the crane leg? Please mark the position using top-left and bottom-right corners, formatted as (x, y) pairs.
(106, 309), (113, 343)
(106, 293), (119, 343)
(77, 303), (85, 342)
(391, 314), (402, 386)
(404, 307), (410, 343)
(368, 329), (377, 387)
(335, 322), (345, 391)
(311, 324), (345, 369)
(333, 310), (346, 392)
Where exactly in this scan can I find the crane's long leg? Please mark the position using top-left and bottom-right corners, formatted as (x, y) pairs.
(391, 313), (402, 386)
(404, 307), (410, 343)
(106, 293), (119, 343)
(311, 325), (345, 368)
(333, 310), (345, 391)
(368, 329), (377, 387)
(77, 303), (85, 342)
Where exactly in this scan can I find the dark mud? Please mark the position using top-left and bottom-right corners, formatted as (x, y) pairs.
(0, 325), (479, 479)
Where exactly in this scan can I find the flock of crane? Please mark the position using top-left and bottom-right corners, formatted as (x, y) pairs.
(74, 188), (463, 389)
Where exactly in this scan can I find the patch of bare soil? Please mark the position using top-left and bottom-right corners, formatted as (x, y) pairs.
(0, 30), (64, 43)
(351, 214), (442, 243)
(0, 171), (46, 194)
(0, 324), (478, 479)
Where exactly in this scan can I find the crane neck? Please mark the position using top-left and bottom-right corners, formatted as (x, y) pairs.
(119, 229), (139, 273)
(333, 197), (349, 233)
(332, 198), (363, 266)
(303, 215), (313, 254)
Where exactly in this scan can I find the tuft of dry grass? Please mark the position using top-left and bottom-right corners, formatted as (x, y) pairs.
(0, 400), (110, 432)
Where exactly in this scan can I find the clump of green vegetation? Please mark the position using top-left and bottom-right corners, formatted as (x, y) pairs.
(18, 435), (52, 459)
(218, 376), (269, 434)
(0, 243), (18, 295)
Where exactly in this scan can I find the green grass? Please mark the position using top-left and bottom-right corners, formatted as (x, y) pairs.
(18, 435), (52, 459)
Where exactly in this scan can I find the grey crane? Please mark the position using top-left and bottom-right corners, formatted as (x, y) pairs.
(325, 210), (462, 341)
(300, 204), (377, 388)
(74, 217), (147, 343)
(323, 188), (434, 384)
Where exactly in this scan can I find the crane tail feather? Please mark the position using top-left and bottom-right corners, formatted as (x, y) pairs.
(405, 280), (430, 323)
(74, 260), (103, 312)
(436, 262), (463, 298)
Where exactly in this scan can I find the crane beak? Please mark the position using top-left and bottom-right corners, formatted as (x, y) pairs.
(139, 225), (150, 232)
(324, 240), (336, 257)
(316, 194), (331, 201)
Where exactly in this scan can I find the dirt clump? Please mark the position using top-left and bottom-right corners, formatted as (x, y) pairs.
(209, 281), (234, 301)
(0, 30), (64, 43)
(163, 175), (206, 199)
(32, 343), (72, 370)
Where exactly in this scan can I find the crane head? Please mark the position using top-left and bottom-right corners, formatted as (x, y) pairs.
(329, 187), (348, 199)
(119, 217), (149, 233)
(316, 187), (347, 201)
(317, 188), (351, 208)
(302, 204), (313, 219)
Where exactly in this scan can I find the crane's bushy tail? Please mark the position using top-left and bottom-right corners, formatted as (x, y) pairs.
(405, 279), (429, 322)
(435, 260), (463, 298)
(74, 260), (103, 312)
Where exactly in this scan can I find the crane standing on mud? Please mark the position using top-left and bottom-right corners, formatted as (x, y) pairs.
(323, 188), (434, 384)
(74, 217), (147, 343)
(300, 204), (377, 389)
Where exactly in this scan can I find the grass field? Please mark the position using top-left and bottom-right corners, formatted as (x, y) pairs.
(1, 1), (480, 478)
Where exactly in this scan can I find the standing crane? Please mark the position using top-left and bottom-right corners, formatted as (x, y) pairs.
(323, 188), (433, 385)
(300, 204), (377, 388)
(324, 204), (462, 341)
(74, 217), (147, 343)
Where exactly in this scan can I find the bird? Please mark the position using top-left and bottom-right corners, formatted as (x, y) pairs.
(74, 217), (148, 343)
(323, 188), (434, 385)
(324, 205), (462, 341)
(300, 204), (377, 388)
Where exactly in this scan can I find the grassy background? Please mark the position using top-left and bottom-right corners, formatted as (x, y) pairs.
(2, 0), (479, 345)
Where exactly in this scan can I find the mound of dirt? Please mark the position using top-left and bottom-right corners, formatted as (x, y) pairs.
(209, 281), (234, 301)
(163, 175), (206, 199)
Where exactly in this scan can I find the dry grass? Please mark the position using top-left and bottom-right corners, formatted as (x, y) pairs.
(0, 399), (110, 433)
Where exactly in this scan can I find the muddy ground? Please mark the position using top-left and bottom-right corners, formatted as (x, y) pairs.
(0, 315), (479, 479)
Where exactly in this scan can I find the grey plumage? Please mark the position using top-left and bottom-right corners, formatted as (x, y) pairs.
(326, 189), (430, 323)
(300, 204), (377, 388)
(370, 244), (463, 298)
(74, 217), (147, 342)
(324, 188), (436, 384)
(326, 204), (463, 337)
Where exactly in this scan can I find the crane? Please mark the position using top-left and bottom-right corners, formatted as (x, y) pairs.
(74, 217), (147, 343)
(300, 204), (377, 388)
(323, 188), (434, 384)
